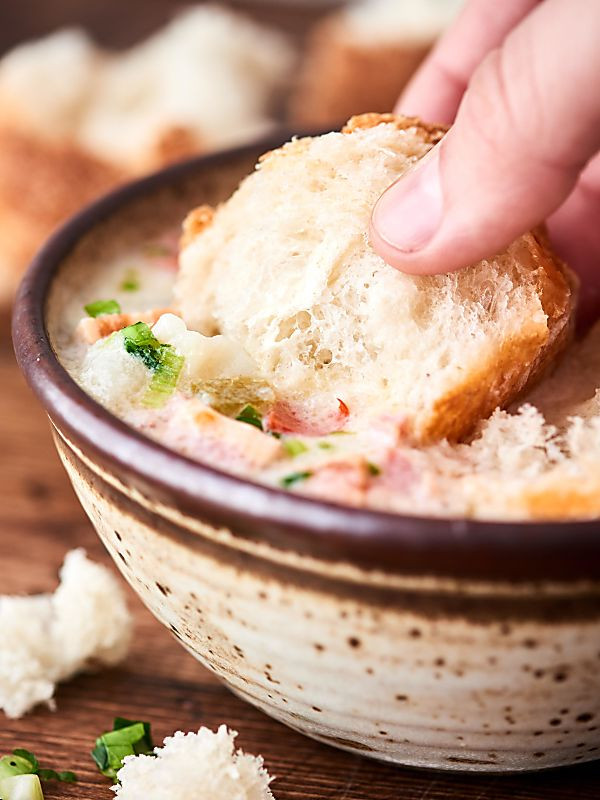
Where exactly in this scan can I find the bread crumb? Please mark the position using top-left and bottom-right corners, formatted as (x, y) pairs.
(0, 549), (131, 718)
(114, 725), (274, 800)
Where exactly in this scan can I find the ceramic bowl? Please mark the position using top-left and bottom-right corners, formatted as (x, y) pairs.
(13, 135), (600, 773)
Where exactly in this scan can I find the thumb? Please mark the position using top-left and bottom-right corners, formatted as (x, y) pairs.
(371, 0), (600, 275)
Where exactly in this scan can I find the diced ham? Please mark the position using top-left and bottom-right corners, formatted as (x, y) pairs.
(265, 397), (350, 436)
(301, 456), (373, 507)
(159, 397), (281, 471)
(77, 308), (174, 344)
(365, 450), (416, 509)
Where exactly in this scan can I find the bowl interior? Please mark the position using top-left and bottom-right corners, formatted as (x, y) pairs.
(13, 135), (600, 584)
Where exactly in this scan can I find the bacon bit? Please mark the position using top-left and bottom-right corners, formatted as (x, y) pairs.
(337, 398), (350, 418)
(77, 308), (174, 344)
(365, 451), (415, 507)
(266, 400), (349, 437)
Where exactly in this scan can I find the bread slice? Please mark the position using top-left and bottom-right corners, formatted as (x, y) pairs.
(176, 113), (575, 444)
(291, 0), (462, 126)
(0, 9), (294, 303)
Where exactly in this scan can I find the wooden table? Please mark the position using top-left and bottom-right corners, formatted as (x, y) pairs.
(0, 3), (599, 796)
(2, 316), (600, 800)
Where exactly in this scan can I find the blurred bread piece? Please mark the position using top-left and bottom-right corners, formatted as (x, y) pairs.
(176, 114), (575, 444)
(78, 7), (295, 173)
(291, 0), (463, 126)
(0, 6), (294, 302)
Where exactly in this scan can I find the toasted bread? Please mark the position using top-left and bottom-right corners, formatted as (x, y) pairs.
(176, 113), (575, 444)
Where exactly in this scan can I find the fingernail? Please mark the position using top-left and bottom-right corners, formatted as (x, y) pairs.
(372, 146), (443, 253)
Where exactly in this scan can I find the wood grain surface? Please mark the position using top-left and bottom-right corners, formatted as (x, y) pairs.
(2, 320), (600, 800)
(0, 2), (599, 796)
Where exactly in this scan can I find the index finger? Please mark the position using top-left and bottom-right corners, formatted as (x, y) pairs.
(396, 0), (541, 123)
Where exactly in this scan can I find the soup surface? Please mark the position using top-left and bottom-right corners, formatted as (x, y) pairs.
(55, 228), (600, 522)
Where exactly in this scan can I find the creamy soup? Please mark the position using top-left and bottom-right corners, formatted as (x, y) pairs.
(54, 229), (600, 522)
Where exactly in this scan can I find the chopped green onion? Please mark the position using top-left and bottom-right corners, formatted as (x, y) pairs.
(36, 770), (76, 784)
(282, 438), (309, 457)
(0, 750), (76, 788)
(142, 349), (184, 408)
(0, 774), (44, 800)
(84, 299), (121, 318)
(235, 404), (263, 430)
(121, 322), (183, 406)
(367, 462), (381, 476)
(317, 441), (334, 450)
(92, 718), (154, 781)
(122, 321), (163, 369)
(120, 270), (140, 292)
(280, 471), (313, 488)
(0, 755), (36, 781)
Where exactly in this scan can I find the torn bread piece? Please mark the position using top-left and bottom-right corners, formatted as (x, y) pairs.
(0, 549), (131, 719)
(176, 113), (575, 444)
(114, 725), (274, 800)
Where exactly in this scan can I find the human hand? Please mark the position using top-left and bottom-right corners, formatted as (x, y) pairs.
(370, 0), (600, 326)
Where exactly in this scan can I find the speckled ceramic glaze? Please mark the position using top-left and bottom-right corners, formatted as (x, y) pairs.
(13, 137), (600, 773)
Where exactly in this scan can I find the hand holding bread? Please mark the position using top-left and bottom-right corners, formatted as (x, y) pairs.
(177, 114), (574, 444)
(371, 0), (600, 326)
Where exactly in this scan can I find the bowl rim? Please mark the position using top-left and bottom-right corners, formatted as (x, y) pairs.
(12, 132), (600, 583)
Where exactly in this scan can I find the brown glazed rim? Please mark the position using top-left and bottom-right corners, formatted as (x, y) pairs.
(12, 131), (600, 583)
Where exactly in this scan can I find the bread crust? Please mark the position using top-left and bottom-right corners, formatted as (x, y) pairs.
(420, 231), (575, 442)
(181, 205), (215, 250)
(517, 474), (600, 520)
(343, 112), (447, 142)
(343, 115), (576, 442)
(290, 16), (431, 126)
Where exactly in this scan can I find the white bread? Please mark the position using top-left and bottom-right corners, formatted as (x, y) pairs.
(291, 0), (462, 126)
(176, 114), (575, 444)
(0, 7), (294, 303)
(114, 726), (274, 800)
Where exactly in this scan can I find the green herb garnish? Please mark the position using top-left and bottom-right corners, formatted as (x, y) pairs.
(142, 349), (184, 408)
(0, 749), (76, 788)
(92, 718), (154, 781)
(280, 471), (313, 488)
(367, 462), (381, 476)
(121, 322), (183, 407)
(282, 438), (309, 457)
(317, 441), (334, 450)
(235, 404), (263, 430)
(122, 321), (163, 369)
(84, 299), (121, 318)
(120, 270), (140, 292)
